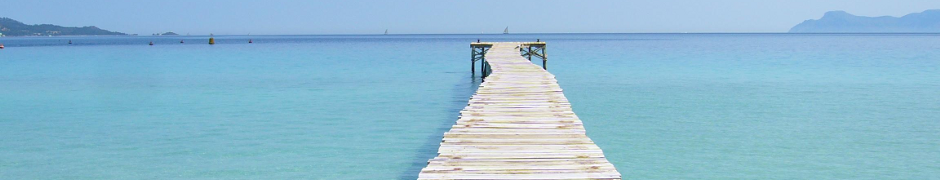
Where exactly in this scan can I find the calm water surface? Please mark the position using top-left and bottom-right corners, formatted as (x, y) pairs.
(1, 34), (938, 179)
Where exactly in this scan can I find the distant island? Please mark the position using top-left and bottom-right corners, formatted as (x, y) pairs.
(0, 17), (126, 36)
(790, 10), (940, 33)
(153, 31), (179, 36)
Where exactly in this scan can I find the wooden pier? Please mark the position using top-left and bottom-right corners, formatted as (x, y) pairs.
(418, 42), (622, 180)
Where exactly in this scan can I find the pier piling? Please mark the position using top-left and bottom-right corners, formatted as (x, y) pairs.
(471, 42), (491, 78)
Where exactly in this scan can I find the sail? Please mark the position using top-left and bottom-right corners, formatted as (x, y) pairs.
(384, 29), (388, 35)
(503, 27), (509, 34)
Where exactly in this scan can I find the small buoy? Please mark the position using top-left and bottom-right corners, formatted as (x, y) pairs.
(149, 41), (154, 46)
(248, 39), (252, 43)
(208, 37), (215, 45)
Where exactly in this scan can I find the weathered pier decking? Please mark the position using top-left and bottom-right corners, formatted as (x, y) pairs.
(418, 42), (621, 180)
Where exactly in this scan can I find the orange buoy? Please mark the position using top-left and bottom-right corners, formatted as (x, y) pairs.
(209, 37), (215, 45)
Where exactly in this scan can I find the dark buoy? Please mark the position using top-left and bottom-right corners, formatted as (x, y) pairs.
(68, 40), (72, 44)
(208, 37), (215, 45)
(180, 40), (184, 44)
(149, 41), (154, 46)
(248, 39), (252, 43)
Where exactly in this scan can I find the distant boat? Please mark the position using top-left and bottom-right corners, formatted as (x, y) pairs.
(384, 29), (388, 35)
(68, 40), (72, 44)
(503, 27), (509, 34)
(180, 40), (184, 44)
(149, 41), (154, 46)
(249, 39), (253, 43)
(0, 44), (5, 49)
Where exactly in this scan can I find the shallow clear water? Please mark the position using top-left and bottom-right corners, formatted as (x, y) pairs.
(1, 34), (938, 179)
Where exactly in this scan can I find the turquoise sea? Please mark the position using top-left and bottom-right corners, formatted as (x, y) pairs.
(1, 34), (938, 179)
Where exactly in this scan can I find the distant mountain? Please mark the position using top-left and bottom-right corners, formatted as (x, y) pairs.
(790, 10), (940, 33)
(0, 17), (126, 36)
(152, 31), (179, 36)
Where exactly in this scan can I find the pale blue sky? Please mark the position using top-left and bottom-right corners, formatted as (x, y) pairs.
(2, 0), (939, 35)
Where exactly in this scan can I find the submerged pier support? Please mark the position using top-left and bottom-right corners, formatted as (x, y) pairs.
(519, 42), (547, 70)
(471, 42), (492, 78)
(419, 42), (621, 180)
(473, 41), (546, 77)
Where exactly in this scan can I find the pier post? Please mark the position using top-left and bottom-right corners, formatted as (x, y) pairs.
(483, 56), (488, 78)
(542, 47), (547, 70)
(527, 46), (532, 61)
(483, 59), (488, 78)
(481, 59), (487, 82)
(471, 51), (475, 74)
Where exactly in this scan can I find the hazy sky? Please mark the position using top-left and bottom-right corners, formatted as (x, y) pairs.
(2, 0), (939, 35)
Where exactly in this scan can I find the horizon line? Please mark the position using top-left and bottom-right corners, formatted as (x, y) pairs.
(7, 32), (940, 38)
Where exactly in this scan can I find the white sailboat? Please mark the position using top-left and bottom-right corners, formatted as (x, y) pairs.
(503, 27), (509, 34)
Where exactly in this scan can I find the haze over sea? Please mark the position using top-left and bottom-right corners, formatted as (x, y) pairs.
(1, 34), (938, 179)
